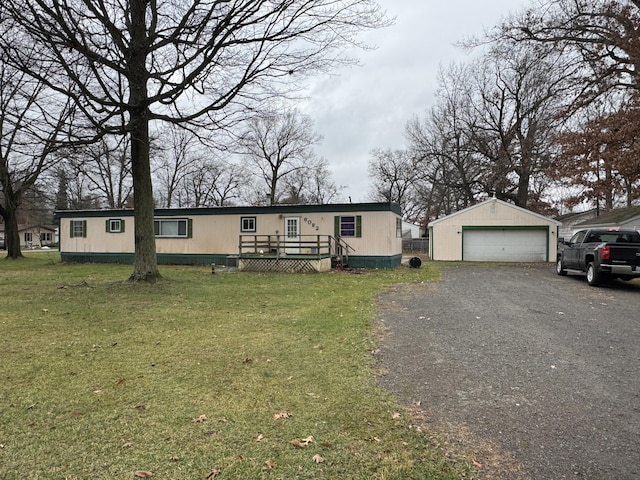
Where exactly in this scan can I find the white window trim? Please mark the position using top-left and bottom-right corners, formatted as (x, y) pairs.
(155, 218), (189, 238)
(109, 219), (122, 233)
(241, 216), (256, 232)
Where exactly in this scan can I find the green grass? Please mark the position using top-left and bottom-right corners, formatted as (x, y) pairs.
(0, 253), (476, 479)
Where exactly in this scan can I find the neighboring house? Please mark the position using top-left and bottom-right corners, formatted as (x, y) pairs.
(56, 203), (403, 271)
(20, 224), (58, 248)
(428, 198), (561, 262)
(555, 209), (598, 240)
(574, 206), (640, 232)
(0, 224), (57, 248)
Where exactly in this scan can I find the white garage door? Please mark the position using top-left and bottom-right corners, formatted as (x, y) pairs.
(463, 229), (548, 262)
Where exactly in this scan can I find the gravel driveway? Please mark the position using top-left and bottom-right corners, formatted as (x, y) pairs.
(375, 264), (640, 480)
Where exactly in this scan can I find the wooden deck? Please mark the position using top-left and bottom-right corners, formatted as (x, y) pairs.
(238, 235), (351, 273)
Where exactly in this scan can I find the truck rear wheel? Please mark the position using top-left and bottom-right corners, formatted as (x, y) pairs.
(586, 262), (603, 286)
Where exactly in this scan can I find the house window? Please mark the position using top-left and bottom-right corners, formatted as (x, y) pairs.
(396, 218), (402, 238)
(24, 232), (33, 243)
(154, 218), (191, 238)
(106, 219), (125, 233)
(241, 217), (256, 232)
(335, 215), (362, 238)
(70, 220), (86, 238)
(41, 232), (52, 242)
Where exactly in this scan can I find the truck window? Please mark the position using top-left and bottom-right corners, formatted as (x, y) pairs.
(614, 232), (640, 243)
(569, 231), (586, 244)
(586, 233), (602, 242)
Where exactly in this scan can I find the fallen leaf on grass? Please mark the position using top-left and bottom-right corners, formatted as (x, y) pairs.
(290, 436), (314, 448)
(263, 460), (277, 471)
(122, 442), (134, 448)
(255, 434), (264, 442)
(192, 414), (207, 423)
(205, 468), (221, 478)
(134, 471), (153, 478)
(115, 377), (125, 385)
(391, 412), (401, 419)
(312, 454), (324, 463)
(472, 459), (483, 468)
(169, 456), (179, 462)
(272, 412), (291, 420)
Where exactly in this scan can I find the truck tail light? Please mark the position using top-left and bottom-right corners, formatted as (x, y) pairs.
(601, 246), (611, 260)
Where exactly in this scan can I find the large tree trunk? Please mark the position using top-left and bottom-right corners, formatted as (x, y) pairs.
(128, 117), (161, 283)
(2, 208), (23, 260)
(127, 0), (160, 283)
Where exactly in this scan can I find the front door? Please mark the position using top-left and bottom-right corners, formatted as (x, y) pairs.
(284, 217), (300, 254)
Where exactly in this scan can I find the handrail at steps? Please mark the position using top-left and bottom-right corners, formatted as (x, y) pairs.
(331, 236), (353, 264)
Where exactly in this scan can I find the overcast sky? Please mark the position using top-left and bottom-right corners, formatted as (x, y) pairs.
(300, 0), (531, 203)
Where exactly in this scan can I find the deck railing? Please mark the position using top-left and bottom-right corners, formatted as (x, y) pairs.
(238, 234), (352, 262)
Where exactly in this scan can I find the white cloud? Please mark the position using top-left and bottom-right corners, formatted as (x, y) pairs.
(300, 0), (530, 202)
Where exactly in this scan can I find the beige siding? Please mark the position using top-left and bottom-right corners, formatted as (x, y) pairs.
(61, 217), (133, 253)
(60, 209), (402, 257)
(430, 199), (560, 262)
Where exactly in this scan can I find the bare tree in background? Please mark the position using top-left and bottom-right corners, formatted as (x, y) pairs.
(154, 126), (204, 208)
(152, 125), (248, 207)
(466, 43), (568, 208)
(492, 0), (640, 108)
(406, 44), (569, 217)
(240, 110), (322, 205)
(406, 64), (482, 220)
(280, 156), (341, 204)
(0, 61), (77, 259)
(303, 158), (343, 204)
(0, 0), (389, 281)
(368, 148), (423, 220)
(69, 137), (133, 209)
(181, 161), (248, 207)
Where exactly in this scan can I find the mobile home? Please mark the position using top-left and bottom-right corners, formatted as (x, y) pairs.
(57, 203), (403, 271)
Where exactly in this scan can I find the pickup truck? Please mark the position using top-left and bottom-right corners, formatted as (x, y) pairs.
(556, 228), (640, 286)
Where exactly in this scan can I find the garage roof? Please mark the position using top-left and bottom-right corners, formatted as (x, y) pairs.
(427, 198), (561, 227)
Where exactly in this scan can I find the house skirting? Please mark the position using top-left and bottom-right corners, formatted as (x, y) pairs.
(239, 257), (332, 273)
(59, 252), (402, 270)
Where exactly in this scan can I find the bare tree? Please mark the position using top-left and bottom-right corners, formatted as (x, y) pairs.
(0, 61), (76, 259)
(66, 137), (133, 209)
(466, 44), (567, 207)
(153, 126), (205, 208)
(280, 156), (341, 204)
(368, 148), (422, 219)
(240, 110), (322, 205)
(178, 160), (248, 207)
(493, 0), (640, 107)
(406, 63), (483, 219)
(303, 158), (343, 204)
(0, 0), (389, 281)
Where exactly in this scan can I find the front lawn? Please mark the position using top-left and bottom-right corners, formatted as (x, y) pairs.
(0, 253), (476, 479)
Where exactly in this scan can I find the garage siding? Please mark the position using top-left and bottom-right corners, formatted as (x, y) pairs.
(463, 228), (548, 262)
(428, 199), (560, 262)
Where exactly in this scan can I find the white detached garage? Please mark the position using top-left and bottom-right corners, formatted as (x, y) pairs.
(428, 198), (560, 262)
